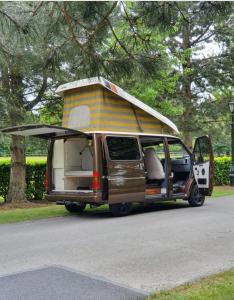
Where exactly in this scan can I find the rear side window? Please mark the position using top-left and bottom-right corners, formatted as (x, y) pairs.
(106, 137), (141, 160)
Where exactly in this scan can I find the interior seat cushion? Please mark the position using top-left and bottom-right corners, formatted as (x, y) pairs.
(144, 148), (165, 180)
(81, 147), (93, 170)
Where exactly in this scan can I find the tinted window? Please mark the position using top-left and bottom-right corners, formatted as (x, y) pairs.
(106, 137), (140, 160)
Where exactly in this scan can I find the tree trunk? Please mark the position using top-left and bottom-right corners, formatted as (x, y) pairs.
(4, 67), (27, 203)
(7, 135), (26, 203)
(181, 7), (193, 150)
(184, 130), (193, 150)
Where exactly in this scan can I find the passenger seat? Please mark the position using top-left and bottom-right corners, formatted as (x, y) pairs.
(144, 148), (165, 180)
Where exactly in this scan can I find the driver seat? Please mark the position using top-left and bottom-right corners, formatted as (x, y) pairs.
(144, 148), (165, 180)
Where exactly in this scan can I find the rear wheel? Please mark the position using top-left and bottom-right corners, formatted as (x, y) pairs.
(109, 203), (132, 217)
(188, 184), (205, 207)
(64, 202), (86, 213)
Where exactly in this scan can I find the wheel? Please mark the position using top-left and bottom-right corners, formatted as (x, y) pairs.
(109, 203), (132, 217)
(188, 184), (205, 207)
(64, 202), (86, 213)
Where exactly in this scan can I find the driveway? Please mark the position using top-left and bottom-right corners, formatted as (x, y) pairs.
(0, 196), (234, 294)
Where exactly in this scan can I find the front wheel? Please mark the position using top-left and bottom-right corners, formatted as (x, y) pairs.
(65, 202), (86, 213)
(188, 184), (205, 207)
(109, 203), (132, 217)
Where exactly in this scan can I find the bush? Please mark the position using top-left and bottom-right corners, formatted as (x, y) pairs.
(0, 157), (46, 201)
(0, 156), (231, 201)
(214, 156), (231, 185)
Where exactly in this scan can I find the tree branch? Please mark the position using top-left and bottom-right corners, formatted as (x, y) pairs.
(191, 25), (214, 46)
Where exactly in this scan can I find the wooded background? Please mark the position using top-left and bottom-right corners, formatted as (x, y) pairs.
(0, 1), (233, 202)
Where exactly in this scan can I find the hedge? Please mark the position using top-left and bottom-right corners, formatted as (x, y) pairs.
(0, 156), (231, 201)
(214, 156), (231, 186)
(0, 157), (47, 201)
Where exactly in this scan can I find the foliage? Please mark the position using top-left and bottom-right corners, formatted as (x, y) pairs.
(214, 156), (231, 185)
(132, 1), (234, 147)
(0, 158), (47, 200)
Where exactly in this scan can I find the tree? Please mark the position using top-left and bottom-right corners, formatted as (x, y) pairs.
(0, 2), (70, 202)
(133, 1), (233, 147)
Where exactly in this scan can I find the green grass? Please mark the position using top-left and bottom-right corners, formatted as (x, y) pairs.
(0, 156), (47, 164)
(0, 205), (68, 224)
(211, 186), (234, 198)
(0, 204), (109, 225)
(147, 268), (234, 300)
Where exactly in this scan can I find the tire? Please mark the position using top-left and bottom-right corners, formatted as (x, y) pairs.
(109, 203), (132, 217)
(188, 184), (205, 207)
(64, 202), (86, 213)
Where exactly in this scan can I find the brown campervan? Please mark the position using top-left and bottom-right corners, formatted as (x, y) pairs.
(1, 78), (214, 217)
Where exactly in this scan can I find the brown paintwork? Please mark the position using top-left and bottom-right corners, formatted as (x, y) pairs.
(45, 191), (103, 204)
(102, 134), (146, 204)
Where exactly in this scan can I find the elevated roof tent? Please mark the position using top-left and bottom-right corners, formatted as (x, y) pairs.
(56, 77), (179, 135)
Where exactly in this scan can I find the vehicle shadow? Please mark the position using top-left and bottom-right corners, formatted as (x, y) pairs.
(76, 201), (191, 220)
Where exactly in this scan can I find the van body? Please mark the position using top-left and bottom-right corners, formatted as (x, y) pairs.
(2, 125), (214, 217)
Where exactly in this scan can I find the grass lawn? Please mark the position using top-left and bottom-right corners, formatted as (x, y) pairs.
(0, 185), (233, 225)
(0, 205), (68, 224)
(211, 186), (234, 197)
(0, 203), (109, 225)
(147, 268), (234, 300)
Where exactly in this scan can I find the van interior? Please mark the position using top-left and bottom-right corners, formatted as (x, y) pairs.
(140, 136), (192, 195)
(52, 137), (93, 192)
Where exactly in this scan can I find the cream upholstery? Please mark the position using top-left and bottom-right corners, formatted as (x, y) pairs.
(144, 148), (165, 180)
(81, 147), (93, 170)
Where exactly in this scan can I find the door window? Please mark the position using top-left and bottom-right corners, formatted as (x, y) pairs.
(194, 136), (211, 163)
(106, 136), (141, 160)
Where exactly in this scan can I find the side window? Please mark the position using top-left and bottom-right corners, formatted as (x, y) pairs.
(106, 137), (141, 160)
(169, 142), (190, 159)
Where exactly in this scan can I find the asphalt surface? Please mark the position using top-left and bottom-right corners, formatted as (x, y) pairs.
(0, 196), (234, 294)
(0, 266), (146, 300)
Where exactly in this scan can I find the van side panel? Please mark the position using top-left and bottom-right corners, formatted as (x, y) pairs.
(103, 135), (145, 204)
(107, 161), (146, 204)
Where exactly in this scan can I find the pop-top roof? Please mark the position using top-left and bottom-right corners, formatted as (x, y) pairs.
(56, 77), (179, 134)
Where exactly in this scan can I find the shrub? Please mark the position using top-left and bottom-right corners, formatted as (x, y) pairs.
(0, 156), (231, 201)
(214, 156), (231, 185)
(0, 157), (46, 201)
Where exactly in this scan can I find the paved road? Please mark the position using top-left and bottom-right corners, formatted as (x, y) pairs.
(0, 196), (234, 293)
(0, 266), (146, 300)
